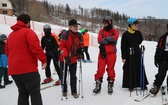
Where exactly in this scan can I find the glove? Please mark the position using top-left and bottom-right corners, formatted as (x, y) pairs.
(104, 36), (112, 44)
(99, 44), (106, 58)
(154, 61), (159, 67)
(76, 47), (83, 55)
(65, 57), (71, 65)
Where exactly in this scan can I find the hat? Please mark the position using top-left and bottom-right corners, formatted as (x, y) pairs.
(0, 34), (7, 41)
(17, 14), (31, 24)
(80, 28), (86, 33)
(43, 24), (51, 29)
(127, 18), (139, 25)
(69, 19), (80, 26)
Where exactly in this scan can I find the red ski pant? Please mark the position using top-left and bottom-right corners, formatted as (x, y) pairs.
(95, 53), (116, 81)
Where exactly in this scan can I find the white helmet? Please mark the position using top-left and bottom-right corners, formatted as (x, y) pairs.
(43, 24), (51, 29)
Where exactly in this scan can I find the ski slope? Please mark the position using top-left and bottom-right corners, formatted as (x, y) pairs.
(0, 21), (167, 105)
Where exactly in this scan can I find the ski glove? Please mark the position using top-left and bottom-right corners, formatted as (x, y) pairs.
(154, 61), (159, 68)
(65, 57), (71, 65)
(99, 44), (106, 58)
(76, 47), (83, 55)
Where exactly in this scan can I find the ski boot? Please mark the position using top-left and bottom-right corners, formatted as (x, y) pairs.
(0, 84), (5, 89)
(72, 93), (79, 98)
(62, 92), (67, 97)
(4, 80), (13, 85)
(108, 80), (114, 95)
(55, 79), (61, 85)
(42, 77), (53, 84)
(150, 85), (159, 96)
(93, 80), (102, 94)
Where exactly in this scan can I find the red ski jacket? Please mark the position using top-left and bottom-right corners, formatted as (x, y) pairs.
(98, 28), (119, 54)
(59, 30), (83, 64)
(5, 20), (46, 75)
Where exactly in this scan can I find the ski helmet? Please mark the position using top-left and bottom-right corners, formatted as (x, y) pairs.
(43, 24), (51, 29)
(127, 18), (139, 25)
(0, 34), (7, 41)
(102, 16), (113, 24)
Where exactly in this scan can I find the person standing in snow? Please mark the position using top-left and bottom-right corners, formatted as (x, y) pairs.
(80, 28), (91, 62)
(59, 19), (83, 98)
(5, 14), (47, 105)
(121, 18), (148, 91)
(93, 16), (119, 95)
(58, 29), (66, 41)
(41, 24), (61, 85)
(0, 34), (13, 89)
(150, 23), (168, 95)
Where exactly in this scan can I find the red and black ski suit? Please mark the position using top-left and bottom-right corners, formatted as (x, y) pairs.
(59, 30), (83, 94)
(95, 28), (119, 81)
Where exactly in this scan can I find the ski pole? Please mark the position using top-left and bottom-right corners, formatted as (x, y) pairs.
(166, 75), (168, 94)
(78, 61), (81, 96)
(61, 59), (68, 100)
(142, 45), (145, 96)
(140, 45), (145, 95)
(80, 57), (84, 98)
(140, 47), (143, 95)
(129, 47), (132, 97)
(132, 48), (138, 96)
(67, 65), (70, 99)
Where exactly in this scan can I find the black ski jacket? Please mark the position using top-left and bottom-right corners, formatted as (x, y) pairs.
(155, 32), (168, 63)
(41, 34), (59, 57)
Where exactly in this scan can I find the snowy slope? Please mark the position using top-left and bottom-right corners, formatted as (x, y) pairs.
(0, 22), (167, 105)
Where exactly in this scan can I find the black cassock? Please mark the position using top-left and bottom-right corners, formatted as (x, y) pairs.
(121, 30), (149, 89)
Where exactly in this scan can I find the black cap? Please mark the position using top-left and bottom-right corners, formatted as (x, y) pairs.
(17, 14), (31, 24)
(0, 34), (7, 41)
(68, 19), (80, 26)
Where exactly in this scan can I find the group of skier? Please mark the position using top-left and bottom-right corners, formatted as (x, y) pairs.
(1, 13), (168, 105)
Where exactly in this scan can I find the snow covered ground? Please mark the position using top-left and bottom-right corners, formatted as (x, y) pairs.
(0, 22), (167, 105)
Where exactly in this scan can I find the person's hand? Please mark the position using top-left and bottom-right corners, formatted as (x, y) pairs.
(99, 44), (106, 58)
(122, 59), (126, 63)
(76, 47), (83, 55)
(65, 57), (71, 64)
(154, 61), (159, 67)
(42, 63), (47, 69)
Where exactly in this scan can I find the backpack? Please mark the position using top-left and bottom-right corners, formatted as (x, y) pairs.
(61, 30), (83, 42)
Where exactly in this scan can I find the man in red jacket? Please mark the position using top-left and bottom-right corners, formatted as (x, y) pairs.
(5, 14), (47, 105)
(59, 19), (83, 98)
(93, 16), (119, 95)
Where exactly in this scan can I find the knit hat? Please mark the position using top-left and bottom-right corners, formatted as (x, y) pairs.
(69, 19), (80, 26)
(17, 14), (31, 24)
(0, 34), (7, 41)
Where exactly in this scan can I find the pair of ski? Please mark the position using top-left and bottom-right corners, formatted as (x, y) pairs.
(40, 82), (60, 90)
(135, 86), (168, 105)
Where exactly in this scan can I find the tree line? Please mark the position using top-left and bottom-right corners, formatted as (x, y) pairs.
(9, 0), (168, 41)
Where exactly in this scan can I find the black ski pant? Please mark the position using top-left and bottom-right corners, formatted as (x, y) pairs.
(12, 72), (42, 105)
(153, 61), (168, 88)
(82, 46), (90, 60)
(45, 55), (60, 79)
(0, 67), (9, 83)
(60, 61), (77, 94)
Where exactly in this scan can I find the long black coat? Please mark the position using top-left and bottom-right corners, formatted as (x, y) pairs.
(121, 30), (149, 88)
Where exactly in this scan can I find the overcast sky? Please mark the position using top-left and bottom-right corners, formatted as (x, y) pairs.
(44, 0), (168, 19)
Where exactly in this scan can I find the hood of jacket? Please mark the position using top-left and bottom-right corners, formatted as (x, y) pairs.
(11, 20), (28, 31)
